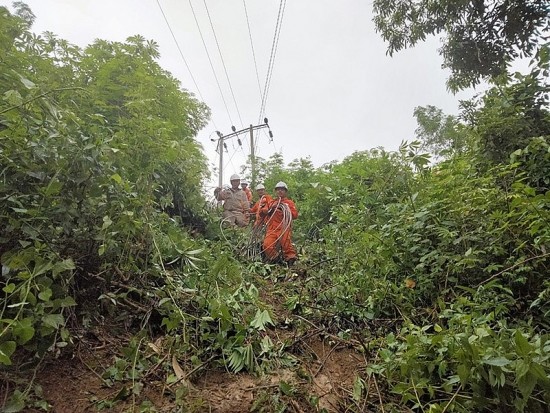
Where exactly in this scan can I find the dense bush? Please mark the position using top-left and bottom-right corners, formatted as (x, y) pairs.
(0, 7), (210, 366)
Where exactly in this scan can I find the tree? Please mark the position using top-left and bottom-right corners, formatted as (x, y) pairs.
(0, 5), (212, 367)
(471, 72), (550, 164)
(413, 105), (466, 157)
(74, 36), (211, 225)
(372, 0), (550, 91)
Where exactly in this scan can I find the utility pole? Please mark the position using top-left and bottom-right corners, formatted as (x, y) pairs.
(217, 132), (224, 188)
(212, 118), (273, 188)
(249, 124), (255, 187)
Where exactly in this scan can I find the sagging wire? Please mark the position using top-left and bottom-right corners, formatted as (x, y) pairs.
(256, 127), (276, 158)
(240, 218), (266, 261)
(223, 151), (240, 178)
(155, 0), (207, 113)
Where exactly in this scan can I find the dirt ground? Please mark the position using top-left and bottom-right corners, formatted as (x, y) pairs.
(1, 277), (379, 412)
(0, 332), (368, 413)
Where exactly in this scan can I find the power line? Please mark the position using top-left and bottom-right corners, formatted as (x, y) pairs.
(258, 0), (287, 126)
(188, 0), (234, 126)
(224, 146), (240, 177)
(155, 1), (206, 105)
(252, 0), (286, 156)
(243, 0), (263, 105)
(203, 0), (244, 128)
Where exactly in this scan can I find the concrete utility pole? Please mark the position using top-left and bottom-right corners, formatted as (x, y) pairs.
(249, 124), (254, 188)
(212, 118), (273, 188)
(217, 131), (224, 188)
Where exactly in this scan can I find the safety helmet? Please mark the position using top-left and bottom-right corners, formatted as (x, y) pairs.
(230, 174), (240, 181)
(241, 180), (248, 185)
(255, 184), (265, 190)
(275, 181), (288, 190)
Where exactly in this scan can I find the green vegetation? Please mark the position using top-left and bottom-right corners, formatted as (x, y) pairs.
(1, 3), (550, 412)
(372, 0), (550, 91)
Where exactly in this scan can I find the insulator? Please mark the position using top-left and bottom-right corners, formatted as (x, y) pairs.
(231, 125), (236, 132)
(269, 130), (273, 138)
(264, 117), (269, 125)
(223, 143), (228, 151)
(216, 131), (223, 138)
(237, 138), (242, 146)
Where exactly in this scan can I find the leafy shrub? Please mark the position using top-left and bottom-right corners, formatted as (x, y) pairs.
(368, 286), (550, 412)
(0, 7), (210, 366)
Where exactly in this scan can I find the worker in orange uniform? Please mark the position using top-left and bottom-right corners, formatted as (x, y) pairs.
(240, 180), (253, 206)
(250, 183), (273, 227)
(260, 181), (298, 266)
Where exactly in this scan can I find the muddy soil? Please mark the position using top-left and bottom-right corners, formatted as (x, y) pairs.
(1, 277), (380, 412)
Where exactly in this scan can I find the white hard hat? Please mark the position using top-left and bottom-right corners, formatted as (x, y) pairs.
(230, 174), (240, 181)
(241, 180), (248, 185)
(255, 184), (265, 190)
(275, 181), (288, 190)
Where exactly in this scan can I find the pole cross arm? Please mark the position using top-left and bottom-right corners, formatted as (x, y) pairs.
(214, 120), (274, 189)
(217, 123), (270, 141)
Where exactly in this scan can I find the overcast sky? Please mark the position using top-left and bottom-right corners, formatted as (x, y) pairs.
(2, 0), (480, 188)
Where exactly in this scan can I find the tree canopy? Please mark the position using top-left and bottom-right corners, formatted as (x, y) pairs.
(373, 0), (550, 91)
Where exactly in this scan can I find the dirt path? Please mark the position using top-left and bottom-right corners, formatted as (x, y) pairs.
(3, 273), (378, 412)
(26, 332), (365, 412)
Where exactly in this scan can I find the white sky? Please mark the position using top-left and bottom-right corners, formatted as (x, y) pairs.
(2, 0), (480, 188)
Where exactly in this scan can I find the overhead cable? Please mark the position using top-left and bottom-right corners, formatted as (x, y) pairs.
(155, 1), (207, 106)
(188, 0), (235, 126)
(258, 0), (287, 125)
(224, 147), (240, 177)
(255, 0), (286, 155)
(203, 0), (244, 128)
(243, 0), (263, 105)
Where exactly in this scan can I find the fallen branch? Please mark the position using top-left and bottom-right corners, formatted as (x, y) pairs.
(88, 272), (143, 293)
(373, 374), (385, 413)
(290, 399), (306, 413)
(441, 384), (462, 413)
(167, 355), (215, 389)
(244, 381), (308, 391)
(77, 352), (112, 387)
(306, 257), (337, 270)
(292, 315), (360, 346)
(478, 252), (550, 286)
(313, 343), (341, 377)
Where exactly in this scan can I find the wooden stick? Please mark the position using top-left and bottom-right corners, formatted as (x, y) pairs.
(478, 252), (550, 286)
(372, 375), (385, 413)
(313, 344), (341, 377)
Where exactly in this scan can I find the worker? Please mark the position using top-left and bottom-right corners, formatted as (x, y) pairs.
(241, 180), (253, 205)
(259, 181), (298, 266)
(250, 183), (273, 227)
(214, 174), (250, 227)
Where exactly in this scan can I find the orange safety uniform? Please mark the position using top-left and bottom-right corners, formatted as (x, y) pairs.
(250, 194), (273, 227)
(243, 187), (253, 203)
(260, 197), (298, 263)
